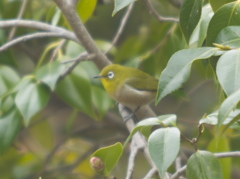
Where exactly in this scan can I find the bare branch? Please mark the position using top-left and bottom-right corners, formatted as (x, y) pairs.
(53, 0), (111, 70)
(171, 151), (240, 179)
(144, 0), (179, 23)
(126, 140), (139, 179)
(105, 3), (134, 54)
(8, 0), (29, 40)
(0, 20), (77, 41)
(143, 167), (158, 179)
(60, 52), (96, 79)
(0, 32), (77, 53)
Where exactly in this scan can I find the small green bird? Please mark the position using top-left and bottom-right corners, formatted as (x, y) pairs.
(94, 64), (158, 111)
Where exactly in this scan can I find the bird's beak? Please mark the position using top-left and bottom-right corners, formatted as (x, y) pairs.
(93, 75), (103, 79)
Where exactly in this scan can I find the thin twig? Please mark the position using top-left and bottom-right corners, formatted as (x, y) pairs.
(50, 39), (67, 62)
(53, 0), (111, 70)
(171, 151), (240, 179)
(0, 32), (77, 53)
(0, 20), (77, 41)
(144, 0), (179, 23)
(60, 52), (96, 79)
(126, 140), (139, 179)
(8, 0), (29, 40)
(105, 3), (134, 54)
(143, 167), (158, 179)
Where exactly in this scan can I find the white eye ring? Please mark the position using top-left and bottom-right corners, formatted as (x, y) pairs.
(107, 71), (114, 79)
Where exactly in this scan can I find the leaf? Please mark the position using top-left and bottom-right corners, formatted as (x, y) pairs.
(123, 115), (177, 148)
(56, 65), (96, 119)
(156, 47), (218, 104)
(91, 86), (113, 119)
(92, 142), (123, 176)
(76, 0), (97, 23)
(218, 88), (240, 129)
(206, 1), (240, 46)
(180, 0), (203, 43)
(112, 0), (134, 16)
(200, 109), (240, 130)
(0, 65), (20, 95)
(189, 4), (214, 47)
(186, 150), (223, 179)
(35, 61), (67, 91)
(209, 0), (236, 12)
(215, 26), (240, 48)
(216, 49), (240, 96)
(15, 81), (50, 126)
(208, 136), (231, 179)
(148, 127), (180, 178)
(0, 108), (21, 154)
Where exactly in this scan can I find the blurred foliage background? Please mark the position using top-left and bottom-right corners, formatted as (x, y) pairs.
(0, 0), (239, 178)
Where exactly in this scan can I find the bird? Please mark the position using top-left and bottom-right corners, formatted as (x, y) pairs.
(94, 64), (158, 115)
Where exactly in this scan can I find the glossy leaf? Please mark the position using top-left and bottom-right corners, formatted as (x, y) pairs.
(76, 0), (97, 23)
(209, 0), (236, 12)
(112, 0), (134, 16)
(148, 127), (180, 178)
(123, 115), (177, 148)
(208, 136), (231, 179)
(200, 109), (240, 130)
(56, 65), (96, 119)
(218, 88), (240, 129)
(206, 1), (240, 46)
(156, 47), (218, 104)
(35, 61), (67, 91)
(216, 49), (240, 96)
(180, 0), (203, 43)
(186, 150), (223, 179)
(15, 81), (50, 126)
(0, 109), (21, 154)
(215, 26), (240, 48)
(92, 142), (123, 176)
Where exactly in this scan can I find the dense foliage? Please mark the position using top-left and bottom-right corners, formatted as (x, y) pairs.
(0, 0), (240, 178)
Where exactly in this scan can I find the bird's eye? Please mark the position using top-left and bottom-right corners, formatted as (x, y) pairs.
(107, 71), (114, 79)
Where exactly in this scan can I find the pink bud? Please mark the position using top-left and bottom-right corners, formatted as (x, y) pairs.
(90, 156), (104, 173)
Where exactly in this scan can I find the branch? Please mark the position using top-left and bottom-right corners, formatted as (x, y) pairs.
(143, 167), (158, 179)
(126, 140), (139, 179)
(105, 2), (134, 54)
(0, 32), (77, 53)
(0, 20), (77, 41)
(144, 0), (179, 23)
(53, 0), (111, 70)
(8, 0), (29, 40)
(171, 151), (240, 179)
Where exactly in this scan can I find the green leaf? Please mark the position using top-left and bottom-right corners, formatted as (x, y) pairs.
(218, 88), (240, 129)
(76, 0), (97, 23)
(15, 81), (50, 126)
(112, 0), (134, 16)
(148, 127), (180, 178)
(216, 49), (240, 96)
(156, 47), (218, 104)
(215, 26), (240, 48)
(190, 4), (214, 47)
(180, 0), (203, 43)
(35, 61), (67, 91)
(56, 65), (96, 119)
(206, 1), (240, 46)
(0, 108), (21, 154)
(123, 115), (177, 148)
(92, 142), (123, 176)
(92, 86), (113, 119)
(0, 65), (20, 95)
(200, 109), (240, 130)
(208, 136), (231, 179)
(186, 150), (223, 179)
(209, 0), (236, 12)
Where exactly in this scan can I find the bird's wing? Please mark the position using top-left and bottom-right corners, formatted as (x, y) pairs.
(125, 76), (158, 91)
